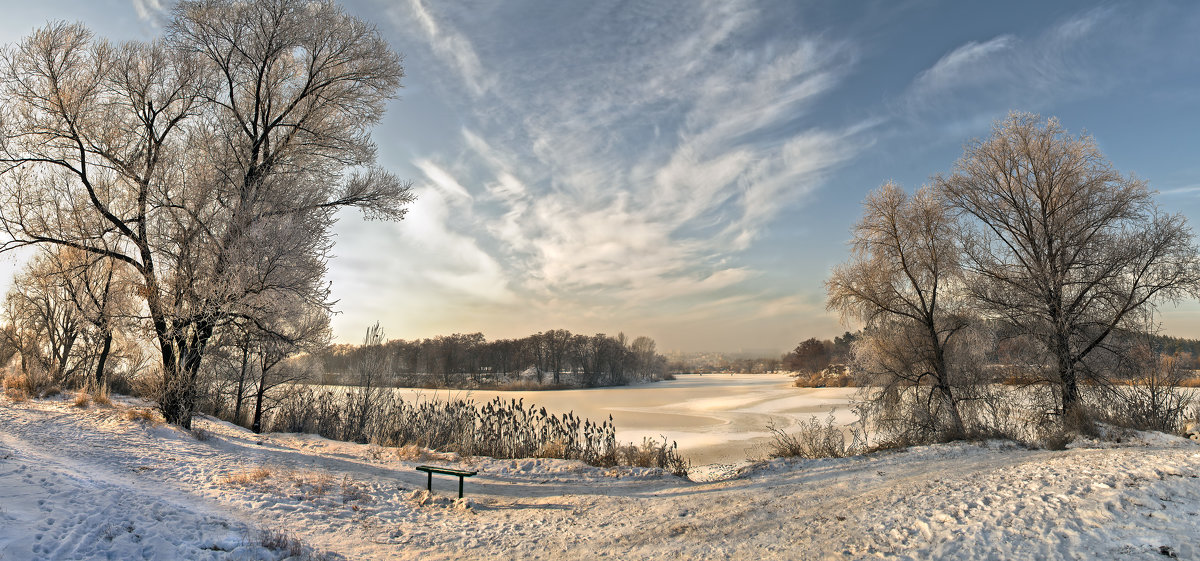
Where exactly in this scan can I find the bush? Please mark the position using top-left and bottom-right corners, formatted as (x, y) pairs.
(4, 386), (28, 402)
(2, 367), (57, 399)
(611, 437), (690, 476)
(767, 414), (848, 459)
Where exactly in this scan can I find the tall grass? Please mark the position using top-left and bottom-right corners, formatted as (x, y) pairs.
(266, 387), (689, 476)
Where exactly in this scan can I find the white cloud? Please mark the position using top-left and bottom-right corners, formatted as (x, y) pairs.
(403, 0), (490, 96)
(901, 8), (1116, 119)
(130, 0), (167, 24)
(413, 158), (472, 201)
(910, 35), (1015, 96)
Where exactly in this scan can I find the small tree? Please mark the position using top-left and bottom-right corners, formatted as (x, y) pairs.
(937, 112), (1200, 418)
(3, 250), (89, 387)
(827, 182), (970, 437)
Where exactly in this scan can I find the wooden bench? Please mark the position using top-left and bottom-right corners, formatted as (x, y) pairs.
(416, 465), (478, 499)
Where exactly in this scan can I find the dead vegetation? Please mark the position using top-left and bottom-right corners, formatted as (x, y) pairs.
(221, 465), (375, 507)
(269, 391), (690, 476)
(122, 408), (162, 424)
(221, 466), (274, 487)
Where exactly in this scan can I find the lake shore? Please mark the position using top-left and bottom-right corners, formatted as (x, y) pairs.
(381, 373), (860, 466)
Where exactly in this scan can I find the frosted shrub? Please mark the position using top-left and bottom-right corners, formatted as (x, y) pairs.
(768, 414), (848, 459)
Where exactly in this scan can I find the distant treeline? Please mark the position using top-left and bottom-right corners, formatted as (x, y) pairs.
(783, 329), (1200, 389)
(1149, 334), (1200, 368)
(316, 328), (670, 388)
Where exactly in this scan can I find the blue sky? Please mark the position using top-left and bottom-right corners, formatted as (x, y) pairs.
(1, 1), (1199, 352)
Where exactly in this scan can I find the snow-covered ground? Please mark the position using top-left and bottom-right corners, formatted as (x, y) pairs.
(1, 393), (1198, 560)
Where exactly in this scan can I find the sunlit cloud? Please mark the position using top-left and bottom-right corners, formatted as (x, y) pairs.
(380, 1), (863, 324)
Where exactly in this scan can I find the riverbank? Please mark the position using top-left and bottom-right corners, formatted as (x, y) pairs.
(380, 373), (858, 466)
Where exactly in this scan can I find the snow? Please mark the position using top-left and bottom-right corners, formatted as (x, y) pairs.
(2, 393), (1199, 560)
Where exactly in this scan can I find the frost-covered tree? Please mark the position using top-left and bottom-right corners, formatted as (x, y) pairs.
(0, 0), (413, 427)
(3, 251), (88, 386)
(827, 182), (970, 437)
(937, 113), (1200, 417)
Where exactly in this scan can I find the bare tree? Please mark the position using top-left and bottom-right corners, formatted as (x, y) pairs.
(936, 113), (1200, 418)
(827, 182), (970, 437)
(0, 1), (413, 427)
(3, 252), (87, 387)
(40, 246), (138, 391)
(247, 302), (330, 433)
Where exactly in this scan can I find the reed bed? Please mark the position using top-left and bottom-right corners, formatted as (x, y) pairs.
(266, 387), (689, 476)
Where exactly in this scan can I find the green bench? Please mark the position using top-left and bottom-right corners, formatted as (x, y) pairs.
(416, 465), (478, 499)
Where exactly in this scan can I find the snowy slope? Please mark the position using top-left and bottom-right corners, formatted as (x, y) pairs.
(1, 394), (1197, 560)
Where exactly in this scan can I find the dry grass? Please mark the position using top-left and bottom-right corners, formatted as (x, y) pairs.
(222, 466), (364, 504)
(122, 408), (161, 424)
(292, 470), (334, 500)
(4, 386), (29, 402)
(536, 438), (568, 459)
(340, 474), (373, 504)
(1178, 377), (1200, 388)
(258, 529), (303, 557)
(91, 391), (112, 407)
(767, 414), (849, 459)
(1, 369), (61, 399)
(72, 392), (91, 409)
(392, 444), (454, 463)
(222, 466), (273, 486)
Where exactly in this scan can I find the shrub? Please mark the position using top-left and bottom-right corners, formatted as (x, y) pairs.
(4, 386), (28, 402)
(610, 437), (690, 476)
(2, 369), (56, 399)
(72, 392), (91, 409)
(767, 414), (848, 459)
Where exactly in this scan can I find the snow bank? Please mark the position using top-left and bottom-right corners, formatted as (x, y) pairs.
(2, 393), (1198, 560)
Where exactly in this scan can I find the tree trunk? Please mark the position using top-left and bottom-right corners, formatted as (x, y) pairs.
(232, 343), (249, 428)
(93, 330), (112, 391)
(158, 321), (214, 430)
(1055, 333), (1081, 418)
(927, 323), (964, 438)
(251, 385), (266, 434)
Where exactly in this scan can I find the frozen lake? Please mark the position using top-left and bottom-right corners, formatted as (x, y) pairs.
(388, 373), (860, 466)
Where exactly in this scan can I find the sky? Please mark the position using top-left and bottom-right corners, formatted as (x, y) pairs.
(1, 1), (1199, 353)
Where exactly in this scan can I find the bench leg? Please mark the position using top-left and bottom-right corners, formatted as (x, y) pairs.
(426, 472), (432, 492)
(458, 476), (464, 499)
